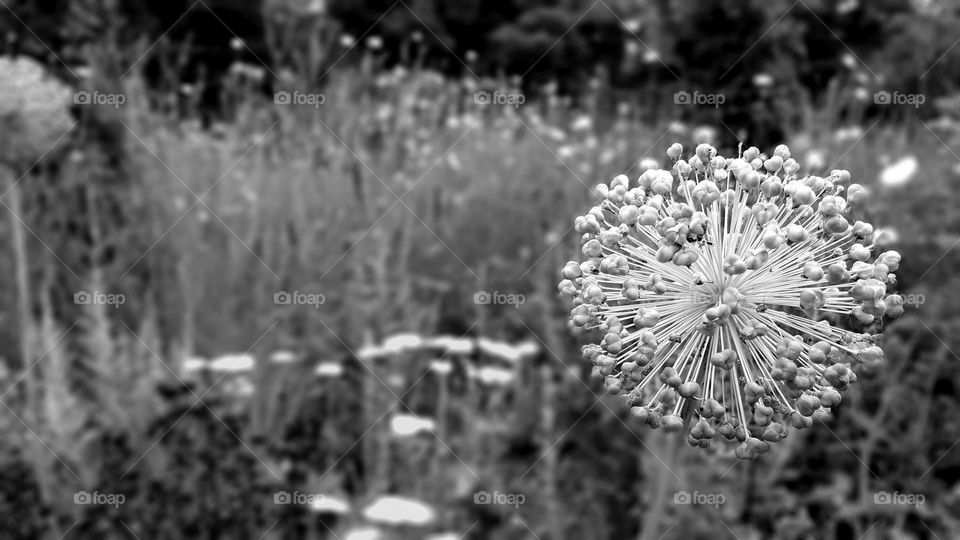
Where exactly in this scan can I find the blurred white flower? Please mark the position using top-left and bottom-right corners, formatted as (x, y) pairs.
(833, 125), (864, 143)
(309, 495), (350, 514)
(571, 115), (593, 132)
(752, 73), (774, 88)
(229, 37), (245, 51)
(429, 359), (454, 376)
(642, 49), (660, 64)
(879, 155), (918, 187)
(366, 36), (384, 50)
(667, 121), (688, 136)
(362, 496), (436, 526)
(343, 527), (383, 540)
(209, 354), (255, 373)
(476, 338), (538, 363)
(692, 125), (717, 144)
(853, 87), (870, 102)
(390, 414), (436, 437)
(472, 366), (515, 386)
(182, 356), (209, 373)
(223, 375), (255, 397)
(314, 361), (344, 378)
(381, 333), (424, 354)
(557, 145), (575, 159)
(872, 227), (900, 247)
(637, 157), (659, 171)
(339, 34), (356, 48)
(269, 350), (298, 364)
(426, 533), (460, 540)
(803, 149), (827, 171)
(623, 18), (641, 33)
(840, 52), (858, 69)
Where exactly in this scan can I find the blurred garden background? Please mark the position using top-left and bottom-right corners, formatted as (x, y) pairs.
(1, 0), (960, 538)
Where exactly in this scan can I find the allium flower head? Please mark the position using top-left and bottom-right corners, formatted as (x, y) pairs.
(0, 56), (73, 168)
(559, 143), (902, 459)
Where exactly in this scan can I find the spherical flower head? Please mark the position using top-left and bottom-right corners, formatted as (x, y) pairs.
(0, 56), (73, 168)
(559, 143), (901, 459)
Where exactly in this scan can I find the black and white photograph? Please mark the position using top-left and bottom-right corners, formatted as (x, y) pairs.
(0, 0), (958, 538)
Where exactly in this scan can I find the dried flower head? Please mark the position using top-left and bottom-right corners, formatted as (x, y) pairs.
(0, 56), (73, 168)
(559, 143), (902, 459)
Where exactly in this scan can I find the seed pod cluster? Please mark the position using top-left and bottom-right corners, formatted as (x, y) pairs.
(559, 143), (901, 459)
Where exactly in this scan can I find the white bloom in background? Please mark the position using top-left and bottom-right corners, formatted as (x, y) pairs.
(269, 350), (298, 364)
(224, 375), (255, 398)
(390, 414), (436, 437)
(872, 227), (899, 247)
(339, 34), (356, 48)
(692, 125), (717, 144)
(571, 115), (593, 132)
(182, 356), (209, 373)
(429, 359), (454, 376)
(315, 361), (345, 378)
(343, 527), (383, 540)
(472, 366), (515, 386)
(803, 149), (827, 171)
(362, 496), (436, 526)
(833, 125), (864, 143)
(477, 338), (539, 363)
(209, 354), (255, 373)
(309, 495), (350, 514)
(879, 155), (918, 187)
(642, 49), (660, 64)
(426, 534), (460, 540)
(357, 344), (387, 361)
(381, 333), (424, 354)
(752, 72), (774, 88)
(853, 87), (870, 102)
(425, 335), (474, 355)
(638, 158), (659, 171)
(366, 36), (384, 50)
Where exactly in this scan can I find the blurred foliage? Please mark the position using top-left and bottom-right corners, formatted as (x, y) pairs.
(0, 0), (959, 539)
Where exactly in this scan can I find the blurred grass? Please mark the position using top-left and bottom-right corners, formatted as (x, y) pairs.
(1, 49), (960, 540)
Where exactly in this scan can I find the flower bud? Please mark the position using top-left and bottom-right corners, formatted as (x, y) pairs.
(678, 381), (701, 398)
(666, 143), (683, 161)
(764, 156), (784, 173)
